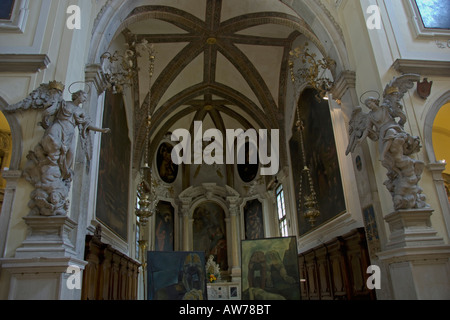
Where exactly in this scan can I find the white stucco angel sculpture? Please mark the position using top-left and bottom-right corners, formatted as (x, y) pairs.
(6, 81), (110, 216)
(346, 74), (427, 210)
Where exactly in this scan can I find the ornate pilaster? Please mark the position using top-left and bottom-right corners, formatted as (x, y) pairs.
(179, 195), (192, 251)
(227, 195), (241, 281)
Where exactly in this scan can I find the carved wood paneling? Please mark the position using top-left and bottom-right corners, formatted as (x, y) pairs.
(82, 235), (140, 300)
(298, 228), (376, 300)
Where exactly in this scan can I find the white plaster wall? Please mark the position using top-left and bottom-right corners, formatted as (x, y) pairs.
(0, 0), (96, 258)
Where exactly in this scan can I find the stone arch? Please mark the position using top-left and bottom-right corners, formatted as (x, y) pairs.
(423, 90), (450, 163)
(423, 91), (450, 237)
(0, 95), (24, 258)
(0, 96), (22, 171)
(179, 183), (240, 274)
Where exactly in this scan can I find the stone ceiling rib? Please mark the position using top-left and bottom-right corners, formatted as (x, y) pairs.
(122, 1), (322, 168)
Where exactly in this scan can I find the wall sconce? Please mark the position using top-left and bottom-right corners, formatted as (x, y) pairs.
(101, 40), (155, 94)
(289, 43), (335, 101)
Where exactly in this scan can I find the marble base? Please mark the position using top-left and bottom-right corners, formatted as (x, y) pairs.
(0, 215), (87, 300)
(378, 208), (450, 299)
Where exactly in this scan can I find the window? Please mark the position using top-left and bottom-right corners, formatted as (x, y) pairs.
(0, 0), (29, 33)
(404, 0), (450, 38)
(135, 216), (141, 260)
(276, 185), (289, 237)
(414, 0), (450, 29)
(0, 0), (15, 20)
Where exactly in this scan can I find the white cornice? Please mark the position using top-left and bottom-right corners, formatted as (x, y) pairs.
(0, 54), (50, 73)
(393, 59), (450, 77)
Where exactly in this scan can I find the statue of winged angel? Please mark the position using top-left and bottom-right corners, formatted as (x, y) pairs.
(346, 74), (427, 210)
(5, 81), (110, 216)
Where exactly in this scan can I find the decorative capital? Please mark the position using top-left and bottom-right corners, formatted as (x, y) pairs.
(330, 70), (356, 100)
(85, 64), (108, 94)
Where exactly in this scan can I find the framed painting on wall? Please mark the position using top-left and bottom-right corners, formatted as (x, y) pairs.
(237, 141), (259, 183)
(241, 236), (301, 300)
(96, 90), (130, 240)
(156, 142), (178, 184)
(244, 199), (264, 240)
(155, 201), (175, 251)
(193, 201), (228, 271)
(147, 251), (207, 300)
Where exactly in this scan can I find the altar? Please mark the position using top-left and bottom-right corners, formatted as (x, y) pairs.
(207, 282), (241, 300)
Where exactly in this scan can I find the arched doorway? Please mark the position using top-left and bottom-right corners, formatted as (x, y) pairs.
(0, 110), (12, 203)
(432, 101), (450, 201)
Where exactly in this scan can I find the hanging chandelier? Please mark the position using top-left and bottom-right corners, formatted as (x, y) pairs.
(134, 40), (157, 225)
(101, 39), (155, 94)
(289, 45), (324, 227)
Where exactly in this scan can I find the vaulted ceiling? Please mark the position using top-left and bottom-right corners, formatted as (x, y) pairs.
(109, 0), (324, 169)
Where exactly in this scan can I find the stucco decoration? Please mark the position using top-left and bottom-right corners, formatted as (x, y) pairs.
(346, 74), (428, 210)
(5, 81), (110, 216)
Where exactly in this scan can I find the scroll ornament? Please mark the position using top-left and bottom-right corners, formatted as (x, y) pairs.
(346, 74), (428, 211)
(5, 81), (110, 216)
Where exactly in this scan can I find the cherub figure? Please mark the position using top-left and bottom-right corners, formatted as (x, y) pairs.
(346, 74), (427, 210)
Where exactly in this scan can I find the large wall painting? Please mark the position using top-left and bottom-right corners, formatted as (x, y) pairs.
(241, 237), (300, 300)
(155, 201), (175, 251)
(290, 88), (346, 236)
(147, 251), (207, 300)
(96, 90), (130, 240)
(244, 199), (264, 240)
(193, 201), (228, 271)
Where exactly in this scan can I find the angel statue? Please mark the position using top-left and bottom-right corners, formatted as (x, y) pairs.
(346, 74), (428, 210)
(5, 81), (110, 216)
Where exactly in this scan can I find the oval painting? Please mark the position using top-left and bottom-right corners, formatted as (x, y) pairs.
(156, 142), (178, 184)
(237, 142), (259, 183)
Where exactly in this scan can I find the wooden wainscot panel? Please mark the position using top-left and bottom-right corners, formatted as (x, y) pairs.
(298, 228), (376, 300)
(81, 230), (141, 300)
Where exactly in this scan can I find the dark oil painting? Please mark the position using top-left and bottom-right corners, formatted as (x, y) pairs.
(237, 141), (259, 183)
(147, 251), (207, 300)
(193, 201), (228, 272)
(155, 201), (175, 251)
(244, 199), (264, 240)
(96, 90), (130, 240)
(157, 142), (178, 183)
